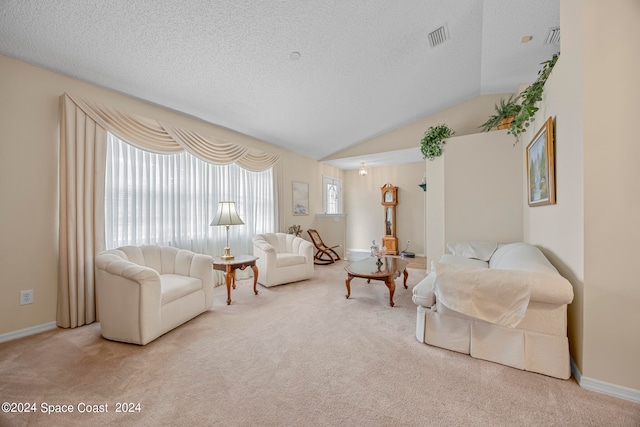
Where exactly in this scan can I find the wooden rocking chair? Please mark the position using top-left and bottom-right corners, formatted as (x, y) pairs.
(307, 229), (341, 265)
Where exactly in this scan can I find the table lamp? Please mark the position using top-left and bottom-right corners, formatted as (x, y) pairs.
(210, 201), (244, 260)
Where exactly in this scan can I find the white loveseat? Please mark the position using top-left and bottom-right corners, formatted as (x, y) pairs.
(413, 242), (574, 379)
(95, 245), (214, 345)
(252, 233), (314, 287)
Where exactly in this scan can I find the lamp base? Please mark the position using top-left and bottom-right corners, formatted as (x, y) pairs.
(220, 246), (234, 260)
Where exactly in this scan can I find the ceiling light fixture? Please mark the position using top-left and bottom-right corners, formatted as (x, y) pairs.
(289, 51), (301, 61)
(359, 162), (368, 176)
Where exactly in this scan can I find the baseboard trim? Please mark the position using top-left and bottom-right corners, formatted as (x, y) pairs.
(0, 322), (58, 343)
(571, 358), (640, 403)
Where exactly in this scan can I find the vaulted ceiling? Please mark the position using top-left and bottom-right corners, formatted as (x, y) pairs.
(0, 0), (559, 160)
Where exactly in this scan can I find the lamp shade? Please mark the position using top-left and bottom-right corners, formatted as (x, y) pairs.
(210, 202), (244, 226)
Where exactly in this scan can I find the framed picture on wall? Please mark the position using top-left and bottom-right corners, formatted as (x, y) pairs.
(292, 181), (309, 215)
(526, 116), (556, 207)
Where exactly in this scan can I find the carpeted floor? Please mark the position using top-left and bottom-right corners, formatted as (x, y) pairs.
(1, 261), (638, 426)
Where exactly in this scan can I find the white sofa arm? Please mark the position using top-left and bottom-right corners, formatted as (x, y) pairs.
(188, 253), (214, 282)
(95, 253), (163, 344)
(412, 274), (436, 308)
(253, 236), (278, 286)
(298, 239), (314, 257)
(298, 238), (314, 276)
(172, 250), (213, 284)
(185, 252), (214, 309)
(528, 272), (574, 305)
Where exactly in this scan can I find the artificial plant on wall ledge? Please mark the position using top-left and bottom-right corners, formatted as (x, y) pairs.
(479, 94), (522, 133)
(420, 124), (455, 160)
(508, 52), (560, 142)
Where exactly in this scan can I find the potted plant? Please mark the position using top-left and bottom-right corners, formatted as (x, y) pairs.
(420, 124), (455, 160)
(287, 224), (303, 237)
(479, 94), (521, 132)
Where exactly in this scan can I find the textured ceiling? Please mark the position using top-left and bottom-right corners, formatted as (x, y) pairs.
(0, 0), (559, 161)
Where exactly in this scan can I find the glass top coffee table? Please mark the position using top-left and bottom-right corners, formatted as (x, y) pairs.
(345, 256), (408, 307)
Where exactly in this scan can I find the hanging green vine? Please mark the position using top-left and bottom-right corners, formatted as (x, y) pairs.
(420, 124), (455, 160)
(509, 53), (560, 141)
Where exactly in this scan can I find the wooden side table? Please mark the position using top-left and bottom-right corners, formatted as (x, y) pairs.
(212, 255), (259, 305)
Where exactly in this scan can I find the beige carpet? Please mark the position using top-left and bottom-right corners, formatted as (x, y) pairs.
(1, 261), (638, 427)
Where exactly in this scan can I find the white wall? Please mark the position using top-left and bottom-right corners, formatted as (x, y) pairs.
(426, 131), (523, 262)
(523, 0), (640, 391)
(524, 0), (586, 372)
(581, 0), (639, 390)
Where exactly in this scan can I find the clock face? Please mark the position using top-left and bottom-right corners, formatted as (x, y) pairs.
(384, 190), (393, 203)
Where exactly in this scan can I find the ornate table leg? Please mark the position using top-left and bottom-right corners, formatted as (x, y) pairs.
(385, 276), (396, 307)
(345, 273), (353, 299)
(403, 268), (408, 289)
(225, 267), (235, 305)
(251, 264), (259, 295)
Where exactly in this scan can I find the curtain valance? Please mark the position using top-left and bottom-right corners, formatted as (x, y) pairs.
(64, 93), (279, 171)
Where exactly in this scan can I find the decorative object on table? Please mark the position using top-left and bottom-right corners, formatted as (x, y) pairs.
(370, 240), (380, 257)
(287, 224), (303, 237)
(210, 201), (245, 260)
(420, 124), (455, 160)
(509, 53), (559, 142)
(526, 116), (556, 207)
(292, 181), (309, 215)
(479, 94), (522, 132)
(380, 183), (398, 255)
(358, 161), (368, 176)
(307, 229), (341, 265)
(369, 240), (387, 266)
(419, 177), (427, 192)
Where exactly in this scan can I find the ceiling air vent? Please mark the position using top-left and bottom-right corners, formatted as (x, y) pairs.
(545, 27), (560, 44)
(428, 25), (449, 47)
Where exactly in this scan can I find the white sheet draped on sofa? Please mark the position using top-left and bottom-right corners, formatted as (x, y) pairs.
(58, 93), (281, 328)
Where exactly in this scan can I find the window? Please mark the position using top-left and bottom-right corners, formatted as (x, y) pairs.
(104, 133), (275, 255)
(322, 175), (343, 214)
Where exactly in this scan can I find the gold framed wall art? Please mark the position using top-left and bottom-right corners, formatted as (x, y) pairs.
(526, 116), (556, 207)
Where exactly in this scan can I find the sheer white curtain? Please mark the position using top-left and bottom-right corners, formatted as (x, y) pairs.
(105, 133), (275, 256)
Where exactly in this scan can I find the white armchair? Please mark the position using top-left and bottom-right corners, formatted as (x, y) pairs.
(95, 245), (214, 345)
(252, 233), (314, 287)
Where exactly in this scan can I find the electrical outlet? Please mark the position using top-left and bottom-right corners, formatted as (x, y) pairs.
(20, 290), (33, 305)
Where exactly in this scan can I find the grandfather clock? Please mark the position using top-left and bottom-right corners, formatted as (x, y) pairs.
(380, 183), (398, 255)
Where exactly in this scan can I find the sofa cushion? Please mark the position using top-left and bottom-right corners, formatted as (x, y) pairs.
(447, 241), (497, 261)
(440, 254), (489, 269)
(276, 253), (307, 268)
(489, 242), (557, 274)
(160, 274), (202, 305)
